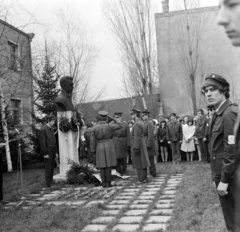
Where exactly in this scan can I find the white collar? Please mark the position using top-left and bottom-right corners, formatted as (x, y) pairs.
(215, 100), (226, 112)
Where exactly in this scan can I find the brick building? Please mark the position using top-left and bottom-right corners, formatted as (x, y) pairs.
(0, 19), (34, 133)
(155, 6), (240, 116)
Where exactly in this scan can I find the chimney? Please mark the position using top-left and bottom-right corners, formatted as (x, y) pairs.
(162, 0), (169, 13)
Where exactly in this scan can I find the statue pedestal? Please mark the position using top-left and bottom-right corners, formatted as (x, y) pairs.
(53, 111), (79, 182)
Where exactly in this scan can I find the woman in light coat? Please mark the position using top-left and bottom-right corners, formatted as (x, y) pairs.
(181, 118), (196, 162)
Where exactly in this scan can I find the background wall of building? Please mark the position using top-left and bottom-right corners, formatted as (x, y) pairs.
(155, 6), (240, 116)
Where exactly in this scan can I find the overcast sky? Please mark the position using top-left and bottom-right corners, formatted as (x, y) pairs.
(10, 0), (219, 101)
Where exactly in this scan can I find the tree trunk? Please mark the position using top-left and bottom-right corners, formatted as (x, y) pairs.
(190, 77), (197, 115)
(0, 82), (12, 172)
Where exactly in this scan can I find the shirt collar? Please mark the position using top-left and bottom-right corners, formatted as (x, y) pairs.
(215, 100), (227, 113)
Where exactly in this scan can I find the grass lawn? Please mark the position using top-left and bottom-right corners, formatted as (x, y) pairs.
(0, 162), (226, 232)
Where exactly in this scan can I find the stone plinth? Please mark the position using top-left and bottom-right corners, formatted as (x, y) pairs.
(54, 111), (79, 182)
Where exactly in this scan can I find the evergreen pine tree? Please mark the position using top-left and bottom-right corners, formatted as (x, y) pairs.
(34, 48), (60, 123)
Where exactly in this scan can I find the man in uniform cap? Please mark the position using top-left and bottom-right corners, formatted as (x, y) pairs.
(142, 110), (158, 177)
(166, 112), (183, 164)
(39, 115), (58, 187)
(217, 2), (240, 230)
(112, 112), (131, 175)
(131, 108), (150, 184)
(202, 74), (238, 232)
(90, 111), (122, 187)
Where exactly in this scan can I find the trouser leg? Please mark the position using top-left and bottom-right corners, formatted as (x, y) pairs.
(100, 168), (105, 182)
(50, 154), (55, 182)
(122, 158), (127, 174)
(170, 142), (177, 162)
(198, 139), (207, 161)
(149, 157), (156, 176)
(44, 157), (53, 187)
(235, 168), (240, 232)
(106, 167), (112, 187)
(176, 141), (181, 162)
(116, 159), (122, 174)
(216, 181), (235, 232)
(0, 155), (3, 201)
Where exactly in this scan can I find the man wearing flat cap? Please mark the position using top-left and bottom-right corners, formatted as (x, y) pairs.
(39, 115), (58, 187)
(112, 112), (131, 175)
(166, 113), (183, 164)
(202, 74), (238, 231)
(217, 2), (240, 230)
(131, 108), (150, 184)
(142, 110), (158, 177)
(90, 111), (122, 188)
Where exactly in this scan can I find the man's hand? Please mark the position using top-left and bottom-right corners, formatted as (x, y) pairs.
(44, 155), (49, 159)
(160, 140), (163, 143)
(217, 182), (228, 196)
(168, 141), (171, 144)
(56, 154), (59, 158)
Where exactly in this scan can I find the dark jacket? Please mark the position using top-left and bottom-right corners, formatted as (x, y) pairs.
(39, 124), (57, 156)
(112, 121), (131, 159)
(131, 118), (150, 169)
(84, 128), (92, 149)
(195, 115), (207, 139)
(143, 118), (158, 157)
(234, 108), (240, 231)
(209, 100), (238, 183)
(90, 120), (122, 168)
(166, 120), (183, 142)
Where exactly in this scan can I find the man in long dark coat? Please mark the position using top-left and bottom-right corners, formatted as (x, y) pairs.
(90, 111), (122, 188)
(202, 75), (238, 232)
(39, 115), (58, 187)
(131, 108), (150, 184)
(217, 2), (240, 231)
(142, 110), (157, 177)
(112, 112), (131, 175)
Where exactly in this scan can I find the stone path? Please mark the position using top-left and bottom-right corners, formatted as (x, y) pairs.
(2, 173), (183, 232)
(82, 174), (183, 232)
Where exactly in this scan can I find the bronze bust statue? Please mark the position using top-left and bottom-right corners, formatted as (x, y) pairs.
(55, 76), (75, 111)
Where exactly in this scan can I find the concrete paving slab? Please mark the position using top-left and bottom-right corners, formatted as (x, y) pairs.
(123, 189), (139, 192)
(43, 194), (57, 198)
(145, 185), (161, 188)
(124, 209), (148, 216)
(81, 225), (107, 232)
(28, 194), (41, 197)
(106, 204), (126, 209)
(145, 188), (159, 191)
(64, 202), (73, 206)
(154, 204), (174, 209)
(150, 209), (173, 215)
(91, 216), (115, 224)
(101, 210), (121, 216)
(163, 190), (176, 195)
(110, 200), (129, 205)
(118, 216), (143, 224)
(157, 199), (175, 204)
(164, 187), (176, 190)
(85, 200), (105, 207)
(115, 196), (133, 200)
(142, 224), (167, 231)
(72, 201), (86, 206)
(129, 204), (149, 209)
(36, 198), (47, 201)
(112, 224), (140, 232)
(74, 187), (88, 191)
(132, 200), (152, 204)
(119, 192), (137, 196)
(146, 215), (171, 223)
(138, 195), (155, 200)
(159, 195), (175, 199)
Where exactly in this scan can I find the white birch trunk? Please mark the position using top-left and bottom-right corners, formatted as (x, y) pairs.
(0, 82), (12, 172)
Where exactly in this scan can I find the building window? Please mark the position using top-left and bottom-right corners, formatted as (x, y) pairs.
(11, 99), (22, 124)
(8, 41), (20, 71)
